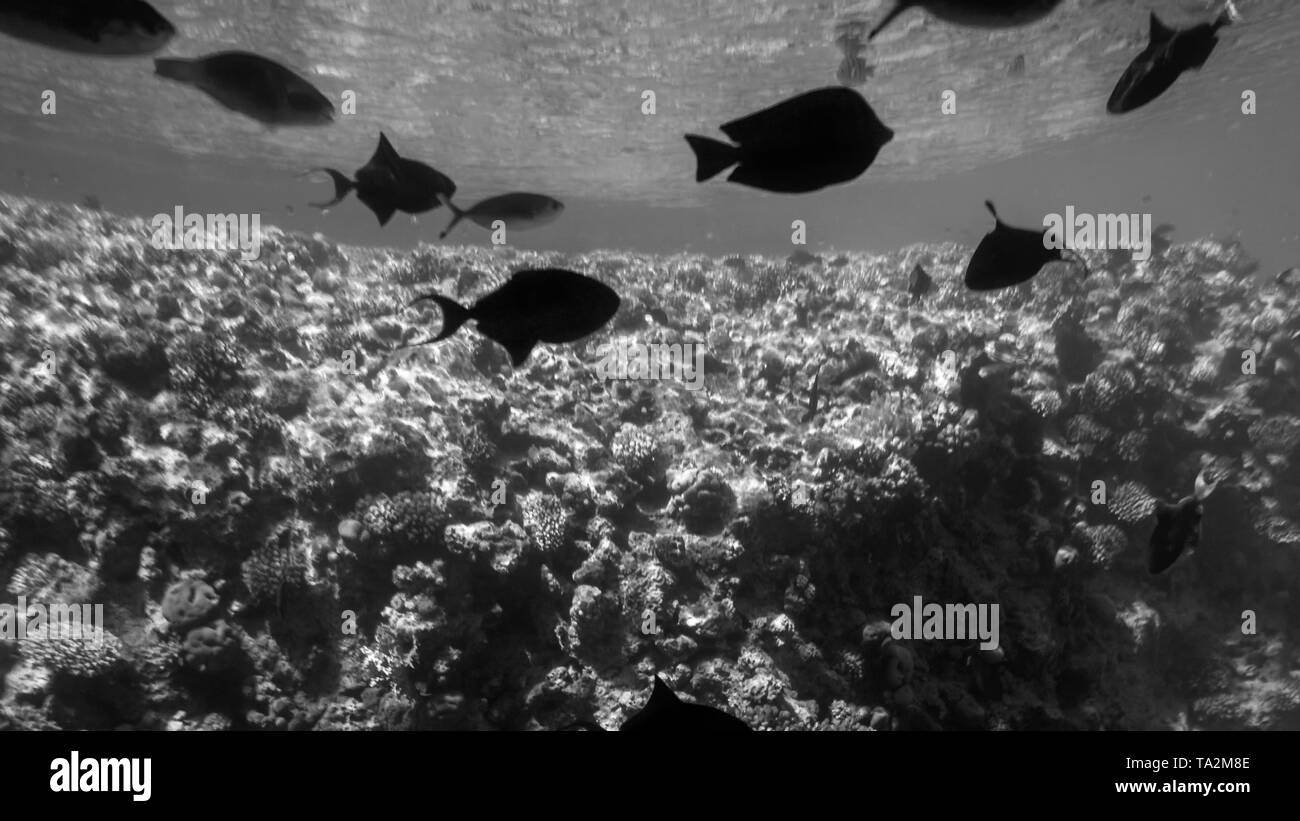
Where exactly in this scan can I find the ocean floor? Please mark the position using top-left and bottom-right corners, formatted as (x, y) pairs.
(1, 194), (1299, 730)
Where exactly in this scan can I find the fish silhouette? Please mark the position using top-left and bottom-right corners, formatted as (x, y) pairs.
(310, 133), (456, 227)
(438, 192), (564, 239)
(0, 0), (174, 56)
(908, 263), (933, 301)
(563, 676), (752, 732)
(1107, 5), (1237, 115)
(407, 268), (619, 367)
(964, 201), (1086, 291)
(1148, 471), (1218, 574)
(868, 0), (1064, 41)
(155, 51), (334, 127)
(685, 87), (893, 194)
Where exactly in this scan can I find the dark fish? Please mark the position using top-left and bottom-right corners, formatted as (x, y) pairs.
(1008, 54), (1026, 77)
(964, 201), (1086, 291)
(1150, 223), (1176, 257)
(787, 249), (821, 268)
(0, 0), (174, 56)
(685, 86), (894, 194)
(408, 268), (619, 367)
(309, 133), (456, 227)
(868, 0), (1064, 41)
(1107, 6), (1237, 115)
(907, 263), (933, 301)
(561, 676), (751, 732)
(438, 192), (564, 240)
(81, 194), (102, 211)
(1148, 471), (1218, 574)
(154, 51), (334, 127)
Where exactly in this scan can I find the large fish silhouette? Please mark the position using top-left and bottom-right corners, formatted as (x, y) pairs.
(868, 0), (1064, 41)
(1107, 5), (1237, 115)
(964, 201), (1087, 291)
(1148, 471), (1218, 574)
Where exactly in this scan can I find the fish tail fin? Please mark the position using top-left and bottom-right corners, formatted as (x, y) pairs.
(154, 57), (197, 83)
(437, 194), (466, 239)
(868, 2), (911, 40)
(684, 135), (738, 182)
(410, 293), (470, 342)
(307, 169), (354, 209)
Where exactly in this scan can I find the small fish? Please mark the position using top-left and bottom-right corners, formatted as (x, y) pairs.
(438, 192), (564, 240)
(154, 51), (334, 127)
(907, 263), (933, 301)
(562, 676), (752, 732)
(1148, 470), (1218, 574)
(309, 133), (456, 227)
(80, 194), (102, 211)
(685, 86), (894, 194)
(1276, 267), (1299, 286)
(1150, 223), (1176, 257)
(0, 0), (174, 56)
(868, 0), (1064, 41)
(787, 249), (821, 268)
(964, 201), (1087, 291)
(1107, 5), (1237, 115)
(1008, 54), (1026, 77)
(407, 268), (619, 366)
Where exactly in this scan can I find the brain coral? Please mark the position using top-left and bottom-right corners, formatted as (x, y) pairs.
(161, 578), (221, 629)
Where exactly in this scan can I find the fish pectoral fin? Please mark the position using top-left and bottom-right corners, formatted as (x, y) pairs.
(504, 339), (538, 367)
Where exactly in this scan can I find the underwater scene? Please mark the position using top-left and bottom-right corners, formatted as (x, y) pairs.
(1, 0), (1299, 736)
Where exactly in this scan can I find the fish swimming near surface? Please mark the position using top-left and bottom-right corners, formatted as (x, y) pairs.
(407, 268), (619, 367)
(964, 201), (1087, 291)
(154, 51), (334, 127)
(1148, 470), (1218, 574)
(868, 0), (1064, 41)
(438, 192), (564, 240)
(1107, 4), (1238, 115)
(309, 132), (456, 227)
(0, 0), (175, 56)
(685, 86), (894, 194)
(561, 676), (752, 732)
(908, 263), (933, 301)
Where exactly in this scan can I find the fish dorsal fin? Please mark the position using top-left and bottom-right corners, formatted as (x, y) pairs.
(371, 132), (402, 170)
(984, 200), (1001, 225)
(1150, 13), (1175, 44)
(650, 676), (680, 706)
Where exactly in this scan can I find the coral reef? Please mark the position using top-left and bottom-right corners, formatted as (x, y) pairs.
(2, 193), (1297, 732)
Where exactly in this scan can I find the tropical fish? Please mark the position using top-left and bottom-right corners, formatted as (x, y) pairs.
(685, 86), (894, 194)
(868, 0), (1064, 41)
(155, 51), (334, 127)
(309, 133), (456, 227)
(407, 268), (619, 366)
(908, 263), (933, 301)
(438, 192), (564, 240)
(964, 201), (1086, 291)
(1107, 5), (1237, 115)
(561, 676), (752, 732)
(1148, 470), (1218, 574)
(0, 0), (174, 56)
